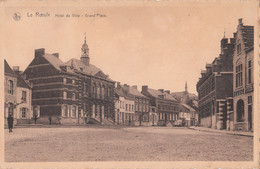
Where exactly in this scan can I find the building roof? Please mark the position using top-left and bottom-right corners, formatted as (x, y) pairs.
(16, 74), (31, 89)
(115, 86), (135, 100)
(63, 58), (113, 81)
(241, 25), (254, 50)
(115, 87), (125, 97)
(129, 86), (147, 98)
(182, 103), (195, 112)
(43, 54), (64, 71)
(147, 88), (177, 101)
(171, 91), (198, 100)
(4, 60), (16, 77)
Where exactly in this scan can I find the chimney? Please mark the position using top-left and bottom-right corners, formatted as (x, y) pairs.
(13, 66), (19, 72)
(132, 85), (137, 89)
(142, 85), (148, 92)
(35, 48), (45, 58)
(52, 53), (59, 58)
(165, 90), (170, 94)
(158, 89), (164, 93)
(238, 18), (243, 25)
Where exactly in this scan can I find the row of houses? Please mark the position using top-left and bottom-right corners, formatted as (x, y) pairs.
(4, 35), (198, 126)
(196, 18), (254, 131)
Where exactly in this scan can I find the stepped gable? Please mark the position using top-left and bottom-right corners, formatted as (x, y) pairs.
(241, 25), (254, 50)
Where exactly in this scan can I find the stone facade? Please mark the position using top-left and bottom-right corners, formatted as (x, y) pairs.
(232, 19), (254, 131)
(114, 84), (135, 125)
(4, 60), (18, 125)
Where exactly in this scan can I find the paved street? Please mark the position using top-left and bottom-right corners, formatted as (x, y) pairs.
(5, 126), (253, 162)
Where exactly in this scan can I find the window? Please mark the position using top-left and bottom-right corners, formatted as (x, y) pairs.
(248, 60), (252, 84)
(63, 105), (68, 117)
(102, 86), (105, 99)
(8, 80), (13, 94)
(97, 85), (100, 98)
(132, 105), (134, 112)
(72, 93), (76, 100)
(84, 82), (88, 94)
(126, 104), (128, 110)
(248, 96), (252, 105)
(237, 43), (241, 54)
(72, 79), (75, 85)
(72, 105), (76, 117)
(22, 108), (26, 118)
(237, 99), (244, 122)
(63, 91), (67, 99)
(129, 105), (131, 111)
(236, 64), (243, 87)
(22, 91), (27, 102)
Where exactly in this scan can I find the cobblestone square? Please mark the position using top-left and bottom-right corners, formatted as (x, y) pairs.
(5, 126), (253, 162)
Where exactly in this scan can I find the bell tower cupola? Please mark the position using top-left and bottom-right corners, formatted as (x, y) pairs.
(81, 33), (90, 66)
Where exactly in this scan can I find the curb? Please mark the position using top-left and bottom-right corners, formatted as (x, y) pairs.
(188, 127), (253, 137)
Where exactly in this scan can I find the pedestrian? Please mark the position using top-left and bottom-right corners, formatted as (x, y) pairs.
(34, 115), (37, 124)
(49, 116), (52, 125)
(7, 114), (14, 133)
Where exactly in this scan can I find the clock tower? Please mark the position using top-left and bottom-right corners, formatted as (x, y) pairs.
(80, 33), (90, 66)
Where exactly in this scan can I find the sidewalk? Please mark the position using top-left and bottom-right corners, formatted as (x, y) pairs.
(189, 126), (253, 137)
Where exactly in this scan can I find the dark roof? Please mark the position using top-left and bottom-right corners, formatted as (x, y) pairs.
(146, 88), (177, 101)
(241, 25), (254, 50)
(171, 91), (198, 99)
(43, 54), (64, 71)
(16, 74), (31, 89)
(181, 103), (195, 112)
(115, 87), (135, 100)
(128, 86), (148, 99)
(63, 58), (113, 81)
(4, 60), (16, 77)
(38, 52), (113, 81)
(115, 88), (125, 97)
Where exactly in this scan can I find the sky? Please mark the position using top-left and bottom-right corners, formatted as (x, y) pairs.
(1, 1), (257, 94)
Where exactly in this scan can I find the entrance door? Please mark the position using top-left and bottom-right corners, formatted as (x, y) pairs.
(152, 114), (155, 125)
(248, 105), (252, 130)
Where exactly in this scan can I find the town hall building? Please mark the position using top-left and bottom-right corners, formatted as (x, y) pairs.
(23, 35), (115, 124)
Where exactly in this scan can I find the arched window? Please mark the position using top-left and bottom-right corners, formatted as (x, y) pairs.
(237, 99), (244, 122)
(93, 83), (97, 98)
(8, 80), (14, 95)
(102, 86), (105, 99)
(97, 85), (100, 98)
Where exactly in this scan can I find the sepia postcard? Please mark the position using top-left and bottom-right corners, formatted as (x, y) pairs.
(0, 0), (259, 168)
